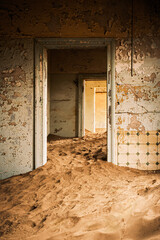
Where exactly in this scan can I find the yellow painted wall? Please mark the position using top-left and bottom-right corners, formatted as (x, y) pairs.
(95, 87), (107, 132)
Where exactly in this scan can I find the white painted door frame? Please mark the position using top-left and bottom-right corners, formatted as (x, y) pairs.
(34, 38), (115, 168)
(34, 40), (48, 168)
(107, 41), (116, 164)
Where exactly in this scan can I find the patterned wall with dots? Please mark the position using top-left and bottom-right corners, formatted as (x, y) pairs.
(117, 131), (160, 170)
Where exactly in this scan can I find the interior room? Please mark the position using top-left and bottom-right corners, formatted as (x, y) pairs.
(48, 48), (107, 138)
(0, 0), (160, 239)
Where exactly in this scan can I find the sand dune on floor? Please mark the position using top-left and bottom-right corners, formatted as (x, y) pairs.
(0, 133), (160, 240)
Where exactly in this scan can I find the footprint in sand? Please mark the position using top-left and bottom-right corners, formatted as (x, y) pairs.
(30, 204), (38, 211)
(59, 152), (67, 156)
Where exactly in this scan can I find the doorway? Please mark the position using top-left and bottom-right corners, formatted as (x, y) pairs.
(34, 38), (115, 169)
(78, 75), (107, 137)
(85, 80), (107, 134)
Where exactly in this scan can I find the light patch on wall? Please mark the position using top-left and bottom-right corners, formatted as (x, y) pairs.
(95, 87), (107, 132)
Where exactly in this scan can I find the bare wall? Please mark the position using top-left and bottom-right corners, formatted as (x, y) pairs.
(95, 87), (107, 131)
(50, 73), (77, 137)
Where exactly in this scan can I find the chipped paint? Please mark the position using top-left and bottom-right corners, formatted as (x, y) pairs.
(0, 0), (159, 38)
(0, 0), (160, 177)
(115, 38), (160, 170)
(127, 116), (145, 132)
(0, 39), (34, 179)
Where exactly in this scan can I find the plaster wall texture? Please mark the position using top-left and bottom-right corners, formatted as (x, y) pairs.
(0, 0), (159, 38)
(50, 73), (77, 137)
(48, 49), (106, 74)
(115, 37), (160, 169)
(0, 39), (34, 179)
(0, 0), (160, 177)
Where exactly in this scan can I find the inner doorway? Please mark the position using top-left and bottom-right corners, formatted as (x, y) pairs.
(84, 79), (107, 135)
(34, 38), (115, 169)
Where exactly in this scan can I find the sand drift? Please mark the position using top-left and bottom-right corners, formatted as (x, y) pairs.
(0, 132), (160, 240)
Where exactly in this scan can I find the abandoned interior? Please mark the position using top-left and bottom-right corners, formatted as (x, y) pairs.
(0, 0), (160, 239)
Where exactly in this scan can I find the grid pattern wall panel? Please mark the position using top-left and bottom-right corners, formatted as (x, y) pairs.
(117, 131), (160, 170)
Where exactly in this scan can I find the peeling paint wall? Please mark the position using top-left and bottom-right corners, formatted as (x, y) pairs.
(48, 49), (106, 137)
(0, 0), (159, 38)
(115, 37), (160, 169)
(0, 39), (34, 179)
(0, 0), (160, 178)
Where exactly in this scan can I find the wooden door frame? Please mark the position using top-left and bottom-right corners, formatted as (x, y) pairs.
(34, 38), (115, 168)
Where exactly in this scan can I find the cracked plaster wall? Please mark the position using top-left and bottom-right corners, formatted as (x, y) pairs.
(116, 37), (160, 132)
(115, 37), (160, 169)
(0, 0), (160, 177)
(0, 0), (159, 38)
